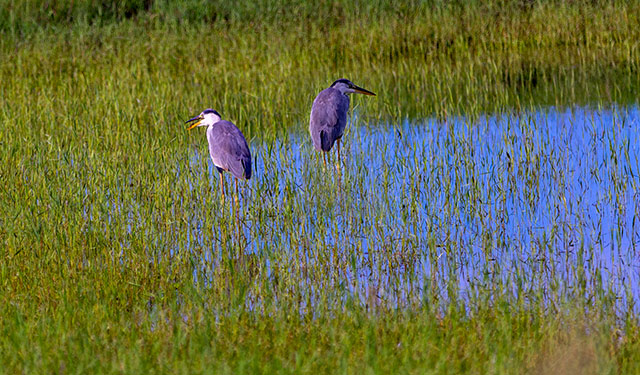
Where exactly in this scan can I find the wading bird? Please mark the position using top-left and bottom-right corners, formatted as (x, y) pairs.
(309, 78), (375, 166)
(186, 109), (251, 202)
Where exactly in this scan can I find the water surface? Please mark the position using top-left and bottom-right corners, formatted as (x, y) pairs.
(183, 105), (640, 314)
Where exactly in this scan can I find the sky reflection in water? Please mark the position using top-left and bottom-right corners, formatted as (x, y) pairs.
(187, 105), (640, 313)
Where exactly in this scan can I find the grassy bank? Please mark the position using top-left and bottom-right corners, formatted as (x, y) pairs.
(1, 1), (640, 373)
(1, 1), (639, 137)
(3, 300), (632, 373)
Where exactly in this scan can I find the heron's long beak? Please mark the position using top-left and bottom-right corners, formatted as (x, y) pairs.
(185, 115), (203, 130)
(352, 85), (376, 96)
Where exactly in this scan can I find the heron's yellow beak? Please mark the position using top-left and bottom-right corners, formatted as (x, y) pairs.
(187, 120), (202, 130)
(185, 115), (203, 130)
(353, 85), (376, 96)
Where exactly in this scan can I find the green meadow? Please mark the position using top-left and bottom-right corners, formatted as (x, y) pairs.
(2, 1), (640, 373)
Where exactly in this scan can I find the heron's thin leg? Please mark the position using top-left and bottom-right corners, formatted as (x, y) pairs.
(322, 152), (327, 167)
(234, 179), (239, 209)
(233, 178), (243, 261)
(233, 181), (239, 233)
(219, 172), (225, 201)
(336, 139), (343, 191)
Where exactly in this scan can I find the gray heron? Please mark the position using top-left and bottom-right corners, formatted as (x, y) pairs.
(186, 109), (251, 201)
(309, 78), (375, 166)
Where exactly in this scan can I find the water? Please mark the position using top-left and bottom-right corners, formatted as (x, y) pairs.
(182, 105), (640, 314)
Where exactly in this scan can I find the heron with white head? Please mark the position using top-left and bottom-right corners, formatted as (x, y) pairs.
(186, 109), (251, 202)
(309, 78), (375, 166)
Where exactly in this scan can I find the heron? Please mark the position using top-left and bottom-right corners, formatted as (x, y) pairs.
(309, 78), (375, 166)
(186, 109), (252, 202)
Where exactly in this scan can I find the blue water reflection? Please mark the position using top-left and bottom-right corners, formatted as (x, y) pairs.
(187, 106), (640, 314)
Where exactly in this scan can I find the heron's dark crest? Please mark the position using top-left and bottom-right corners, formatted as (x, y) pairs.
(330, 78), (352, 87)
(202, 108), (221, 117)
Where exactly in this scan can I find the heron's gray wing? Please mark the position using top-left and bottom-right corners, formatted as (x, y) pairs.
(309, 88), (349, 151)
(206, 121), (252, 180)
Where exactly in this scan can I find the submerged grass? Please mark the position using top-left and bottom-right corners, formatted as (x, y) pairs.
(2, 1), (640, 373)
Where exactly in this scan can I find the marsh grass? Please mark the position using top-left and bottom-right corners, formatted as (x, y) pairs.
(1, 1), (640, 373)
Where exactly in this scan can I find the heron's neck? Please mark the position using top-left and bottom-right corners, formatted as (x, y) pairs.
(206, 117), (222, 127)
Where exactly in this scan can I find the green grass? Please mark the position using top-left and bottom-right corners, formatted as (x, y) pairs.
(1, 1), (640, 373)
(2, 300), (628, 373)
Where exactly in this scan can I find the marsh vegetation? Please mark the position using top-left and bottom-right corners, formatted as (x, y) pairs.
(1, 1), (640, 373)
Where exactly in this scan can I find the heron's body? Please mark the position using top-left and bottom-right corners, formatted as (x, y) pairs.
(186, 109), (251, 200)
(308, 79), (375, 166)
(309, 87), (350, 152)
(206, 120), (252, 180)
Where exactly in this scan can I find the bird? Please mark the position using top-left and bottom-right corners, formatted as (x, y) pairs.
(186, 109), (251, 202)
(309, 78), (375, 166)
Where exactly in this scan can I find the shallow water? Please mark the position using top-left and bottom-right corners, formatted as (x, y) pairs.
(183, 105), (640, 314)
